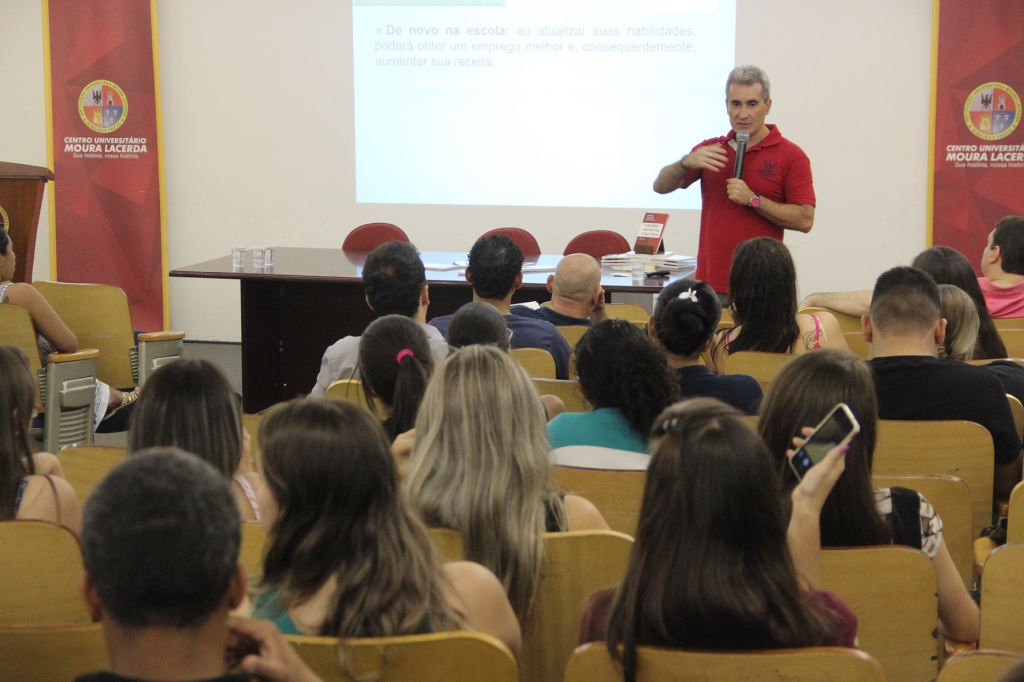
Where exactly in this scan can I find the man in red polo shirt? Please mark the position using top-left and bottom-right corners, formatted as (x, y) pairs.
(653, 65), (816, 294)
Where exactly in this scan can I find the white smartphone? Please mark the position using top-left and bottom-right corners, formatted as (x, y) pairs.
(788, 403), (860, 481)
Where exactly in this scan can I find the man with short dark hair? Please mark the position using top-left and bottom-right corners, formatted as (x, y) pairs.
(865, 266), (1022, 498)
(76, 448), (321, 682)
(980, 215), (1024, 318)
(310, 241), (448, 398)
(429, 235), (572, 379)
(511, 253), (606, 327)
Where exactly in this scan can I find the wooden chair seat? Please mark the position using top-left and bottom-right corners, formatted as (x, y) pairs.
(565, 642), (886, 682)
(552, 466), (645, 536)
(240, 522), (267, 581)
(998, 330), (1024, 359)
(0, 623), (108, 682)
(533, 378), (590, 412)
(555, 325), (589, 349)
(428, 528), (465, 563)
(938, 650), (1024, 682)
(286, 630), (517, 682)
(509, 348), (557, 379)
(325, 379), (381, 416)
(980, 542), (1024, 654)
(723, 351), (796, 393)
(873, 474), (974, 588)
(57, 445), (126, 507)
(520, 530), (633, 682)
(844, 331), (871, 360)
(875, 420), (994, 539)
(602, 303), (648, 329)
(0, 522), (91, 625)
(820, 546), (938, 682)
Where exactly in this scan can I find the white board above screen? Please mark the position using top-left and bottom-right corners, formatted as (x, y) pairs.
(352, 0), (737, 209)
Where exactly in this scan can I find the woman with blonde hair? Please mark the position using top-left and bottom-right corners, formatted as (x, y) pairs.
(406, 345), (608, 624)
(252, 399), (520, 654)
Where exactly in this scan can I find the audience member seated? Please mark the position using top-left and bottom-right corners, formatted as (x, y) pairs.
(428, 235), (572, 379)
(0, 228), (137, 432)
(406, 345), (608, 624)
(127, 359), (261, 523)
(548, 319), (680, 453)
(577, 399), (857, 682)
(759, 350), (980, 642)
(77, 448), (323, 682)
(0, 345), (80, 536)
(865, 266), (1022, 499)
(358, 315), (433, 441)
(310, 241), (448, 398)
(252, 399), (521, 656)
(980, 215), (1024, 318)
(445, 301), (510, 351)
(710, 237), (847, 373)
(649, 278), (762, 414)
(511, 253), (606, 326)
(939, 284), (1024, 406)
(801, 245), (1010, 359)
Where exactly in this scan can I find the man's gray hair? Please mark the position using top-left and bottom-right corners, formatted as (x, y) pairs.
(726, 65), (770, 102)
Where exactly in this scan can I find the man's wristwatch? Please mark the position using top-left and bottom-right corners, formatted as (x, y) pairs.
(749, 194), (762, 209)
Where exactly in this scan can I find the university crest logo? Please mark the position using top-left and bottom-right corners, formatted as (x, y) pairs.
(78, 80), (128, 134)
(964, 82), (1020, 140)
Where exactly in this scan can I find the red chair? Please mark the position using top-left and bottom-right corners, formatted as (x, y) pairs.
(563, 230), (631, 260)
(477, 228), (541, 257)
(342, 223), (409, 251)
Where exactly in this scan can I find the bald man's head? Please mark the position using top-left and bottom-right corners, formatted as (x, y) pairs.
(553, 254), (602, 302)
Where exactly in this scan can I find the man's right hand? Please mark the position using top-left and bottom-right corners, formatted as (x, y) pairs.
(681, 143), (728, 172)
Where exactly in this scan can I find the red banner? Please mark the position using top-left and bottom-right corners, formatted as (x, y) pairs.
(44, 0), (167, 331)
(931, 0), (1024, 267)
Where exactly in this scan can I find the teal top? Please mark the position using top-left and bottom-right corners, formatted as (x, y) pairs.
(547, 408), (648, 454)
(253, 589), (302, 635)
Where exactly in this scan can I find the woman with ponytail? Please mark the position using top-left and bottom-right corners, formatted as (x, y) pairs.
(548, 319), (680, 453)
(359, 315), (433, 441)
(650, 278), (762, 414)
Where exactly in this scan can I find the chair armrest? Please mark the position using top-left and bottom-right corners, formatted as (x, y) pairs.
(137, 331), (185, 342)
(46, 349), (100, 363)
(974, 537), (998, 576)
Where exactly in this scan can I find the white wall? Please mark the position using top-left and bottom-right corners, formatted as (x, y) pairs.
(2, 0), (932, 341)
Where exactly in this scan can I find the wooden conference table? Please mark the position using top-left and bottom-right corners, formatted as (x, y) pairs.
(170, 247), (696, 413)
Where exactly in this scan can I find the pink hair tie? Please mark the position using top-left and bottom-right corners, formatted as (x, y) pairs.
(396, 348), (414, 364)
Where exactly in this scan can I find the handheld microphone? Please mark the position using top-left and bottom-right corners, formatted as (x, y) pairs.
(733, 131), (749, 179)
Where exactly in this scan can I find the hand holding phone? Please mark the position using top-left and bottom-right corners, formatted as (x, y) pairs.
(788, 403), (860, 481)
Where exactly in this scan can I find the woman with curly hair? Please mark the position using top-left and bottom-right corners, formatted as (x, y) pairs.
(548, 318), (680, 454)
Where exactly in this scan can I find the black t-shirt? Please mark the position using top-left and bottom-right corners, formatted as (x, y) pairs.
(984, 360), (1024, 407)
(870, 356), (1022, 465)
(76, 674), (250, 682)
(675, 365), (763, 415)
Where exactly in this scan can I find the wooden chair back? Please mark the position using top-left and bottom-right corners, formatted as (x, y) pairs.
(0, 304), (43, 405)
(242, 413), (264, 471)
(428, 528), (465, 563)
(325, 379), (381, 416)
(723, 351), (796, 393)
(510, 348), (557, 379)
(1009, 394), (1024, 441)
(873, 474), (973, 588)
(565, 642), (886, 682)
(33, 281), (137, 388)
(552, 466), (645, 536)
(1007, 481), (1024, 544)
(603, 303), (649, 329)
(938, 650), (1024, 682)
(995, 318), (1024, 331)
(57, 445), (126, 506)
(556, 325), (589, 349)
(799, 306), (863, 333)
(998, 329), (1024, 359)
(844, 331), (871, 360)
(875, 420), (995, 538)
(240, 522), (267, 581)
(0, 521), (90, 625)
(533, 379), (590, 412)
(520, 530), (633, 682)
(981, 542), (1024, 653)
(0, 623), (108, 682)
(820, 546), (938, 682)
(286, 630), (517, 682)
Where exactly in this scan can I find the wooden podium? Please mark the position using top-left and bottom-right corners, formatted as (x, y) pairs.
(0, 161), (53, 283)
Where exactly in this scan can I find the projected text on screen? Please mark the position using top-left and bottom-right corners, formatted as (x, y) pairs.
(352, 0), (737, 209)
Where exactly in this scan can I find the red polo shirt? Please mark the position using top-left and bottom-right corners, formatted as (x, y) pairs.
(681, 124), (815, 293)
